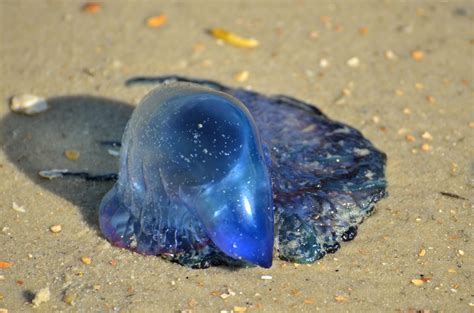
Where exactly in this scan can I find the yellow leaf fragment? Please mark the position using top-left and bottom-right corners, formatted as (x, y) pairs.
(210, 28), (259, 48)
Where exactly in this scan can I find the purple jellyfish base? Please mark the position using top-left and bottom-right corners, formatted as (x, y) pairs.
(99, 76), (387, 268)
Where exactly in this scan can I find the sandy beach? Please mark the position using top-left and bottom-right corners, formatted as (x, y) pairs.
(1, 1), (473, 312)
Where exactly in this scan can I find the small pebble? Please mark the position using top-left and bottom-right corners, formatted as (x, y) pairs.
(10, 94), (48, 115)
(405, 135), (416, 142)
(64, 150), (80, 161)
(403, 108), (412, 115)
(309, 30), (319, 40)
(233, 307), (247, 312)
(458, 250), (465, 256)
(50, 224), (62, 233)
(234, 70), (249, 83)
(421, 143), (432, 152)
(411, 50), (425, 61)
(415, 83), (424, 90)
(347, 57), (360, 68)
(395, 89), (404, 96)
(80, 256), (92, 265)
(82, 2), (101, 13)
(384, 50), (397, 60)
(358, 27), (368, 35)
(0, 309), (8, 313)
(32, 287), (50, 307)
(334, 295), (348, 302)
(421, 132), (433, 140)
(319, 58), (329, 68)
(426, 95), (436, 104)
(146, 15), (167, 28)
(418, 249), (426, 257)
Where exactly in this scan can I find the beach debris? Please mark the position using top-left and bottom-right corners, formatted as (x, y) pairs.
(333, 81), (354, 104)
(418, 249), (426, 257)
(63, 292), (77, 305)
(439, 192), (467, 201)
(304, 298), (315, 304)
(81, 2), (101, 13)
(421, 132), (433, 141)
(50, 224), (62, 233)
(347, 57), (360, 68)
(319, 58), (329, 68)
(0, 309), (8, 313)
(334, 295), (349, 302)
(12, 202), (26, 213)
(233, 307), (247, 312)
(260, 275), (272, 280)
(32, 287), (50, 308)
(9, 94), (48, 115)
(405, 135), (416, 142)
(411, 279), (425, 286)
(309, 30), (319, 40)
(107, 149), (120, 157)
(403, 108), (411, 115)
(234, 70), (249, 82)
(219, 288), (236, 299)
(64, 150), (80, 161)
(384, 50), (397, 60)
(80, 256), (92, 265)
(426, 95), (436, 104)
(38, 169), (69, 180)
(359, 27), (368, 35)
(209, 28), (259, 48)
(420, 143), (432, 152)
(458, 250), (465, 256)
(0, 262), (12, 269)
(146, 15), (167, 28)
(411, 50), (425, 61)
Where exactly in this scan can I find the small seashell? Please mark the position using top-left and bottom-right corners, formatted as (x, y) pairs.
(10, 94), (48, 115)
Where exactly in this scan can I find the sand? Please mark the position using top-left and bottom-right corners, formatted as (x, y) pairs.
(0, 1), (472, 312)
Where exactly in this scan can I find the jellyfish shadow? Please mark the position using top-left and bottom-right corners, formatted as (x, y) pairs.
(1, 95), (134, 231)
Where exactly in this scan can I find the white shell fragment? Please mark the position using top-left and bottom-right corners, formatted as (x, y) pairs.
(12, 202), (26, 213)
(38, 169), (69, 179)
(10, 94), (48, 115)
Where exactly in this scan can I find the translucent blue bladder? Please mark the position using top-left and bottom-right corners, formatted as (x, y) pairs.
(99, 83), (274, 268)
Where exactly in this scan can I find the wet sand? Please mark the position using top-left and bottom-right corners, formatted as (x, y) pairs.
(0, 1), (473, 312)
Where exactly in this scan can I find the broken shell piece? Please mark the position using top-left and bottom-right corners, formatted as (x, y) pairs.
(38, 169), (69, 179)
(10, 94), (48, 115)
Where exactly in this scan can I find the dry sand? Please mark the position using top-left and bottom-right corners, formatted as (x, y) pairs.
(0, 1), (473, 312)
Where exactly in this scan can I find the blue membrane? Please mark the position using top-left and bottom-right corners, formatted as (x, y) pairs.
(100, 77), (387, 268)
